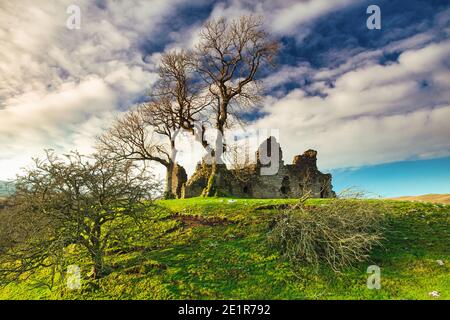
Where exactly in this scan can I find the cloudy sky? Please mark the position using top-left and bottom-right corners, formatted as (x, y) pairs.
(1, 0), (449, 196)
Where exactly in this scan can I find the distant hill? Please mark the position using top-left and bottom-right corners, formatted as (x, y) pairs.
(390, 194), (450, 204)
(0, 180), (15, 197)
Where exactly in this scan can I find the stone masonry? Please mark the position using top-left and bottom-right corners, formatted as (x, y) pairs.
(183, 137), (335, 199)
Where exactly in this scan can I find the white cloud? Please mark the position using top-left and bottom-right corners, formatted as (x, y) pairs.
(0, 0), (186, 179)
(205, 0), (358, 36)
(0, 77), (117, 178)
(0, 0), (449, 182)
(251, 40), (450, 171)
(269, 0), (356, 35)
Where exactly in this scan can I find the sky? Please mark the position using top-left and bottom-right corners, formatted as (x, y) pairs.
(0, 0), (449, 197)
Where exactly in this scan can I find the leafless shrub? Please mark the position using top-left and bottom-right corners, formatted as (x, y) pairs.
(268, 191), (387, 272)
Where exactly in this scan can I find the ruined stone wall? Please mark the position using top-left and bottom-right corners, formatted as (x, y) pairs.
(183, 137), (335, 199)
(171, 163), (187, 199)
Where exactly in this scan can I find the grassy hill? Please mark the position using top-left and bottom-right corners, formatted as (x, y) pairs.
(0, 197), (449, 300)
(391, 194), (450, 204)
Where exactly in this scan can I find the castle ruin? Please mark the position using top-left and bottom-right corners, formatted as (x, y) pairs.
(179, 137), (335, 199)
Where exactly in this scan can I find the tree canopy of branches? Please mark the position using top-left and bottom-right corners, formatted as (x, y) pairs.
(193, 15), (279, 196)
(157, 50), (212, 150)
(98, 103), (182, 199)
(0, 151), (158, 284)
(195, 15), (278, 146)
(98, 51), (210, 199)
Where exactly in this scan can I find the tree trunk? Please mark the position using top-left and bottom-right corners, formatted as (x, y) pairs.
(91, 251), (104, 279)
(202, 131), (223, 197)
(202, 158), (217, 197)
(202, 101), (227, 197)
(164, 162), (175, 199)
(90, 227), (104, 279)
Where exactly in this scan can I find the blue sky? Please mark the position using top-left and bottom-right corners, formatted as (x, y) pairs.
(331, 156), (450, 197)
(0, 0), (449, 196)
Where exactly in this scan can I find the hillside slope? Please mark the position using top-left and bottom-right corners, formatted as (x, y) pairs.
(0, 198), (449, 300)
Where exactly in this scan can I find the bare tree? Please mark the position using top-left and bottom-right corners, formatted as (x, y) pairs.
(0, 151), (158, 283)
(98, 51), (211, 199)
(99, 16), (278, 198)
(194, 15), (279, 196)
(98, 103), (183, 199)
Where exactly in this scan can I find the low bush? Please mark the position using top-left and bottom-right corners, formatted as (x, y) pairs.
(268, 194), (387, 272)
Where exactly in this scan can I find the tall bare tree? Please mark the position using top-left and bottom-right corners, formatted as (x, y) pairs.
(98, 51), (212, 199)
(194, 15), (279, 196)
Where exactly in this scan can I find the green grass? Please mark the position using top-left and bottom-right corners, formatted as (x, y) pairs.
(0, 197), (449, 300)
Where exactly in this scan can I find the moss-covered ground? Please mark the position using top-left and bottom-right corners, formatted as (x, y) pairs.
(1, 198), (448, 300)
